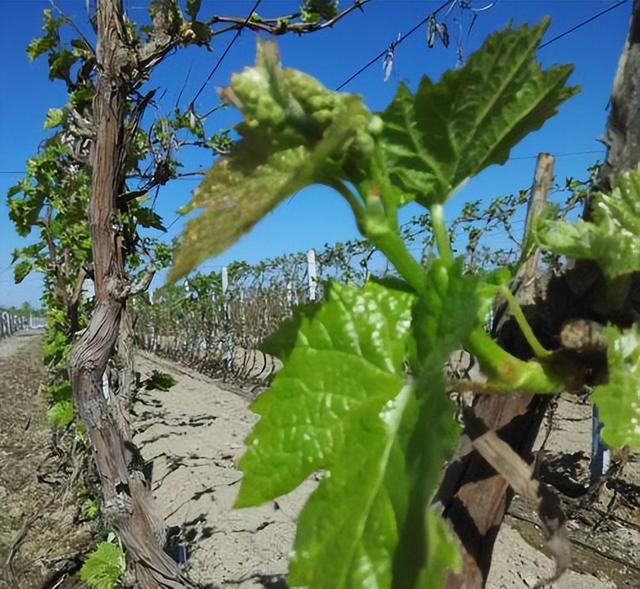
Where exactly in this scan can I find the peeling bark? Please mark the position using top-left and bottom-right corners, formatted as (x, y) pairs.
(602, 0), (640, 188)
(67, 1), (191, 586)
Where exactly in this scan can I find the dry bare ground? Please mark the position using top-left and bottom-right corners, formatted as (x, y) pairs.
(134, 351), (640, 589)
(0, 332), (92, 589)
(1, 334), (637, 587)
(134, 351), (310, 588)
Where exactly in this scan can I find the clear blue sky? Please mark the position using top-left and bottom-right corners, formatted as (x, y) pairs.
(0, 0), (631, 305)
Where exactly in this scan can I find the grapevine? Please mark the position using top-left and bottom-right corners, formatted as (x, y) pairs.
(170, 21), (639, 588)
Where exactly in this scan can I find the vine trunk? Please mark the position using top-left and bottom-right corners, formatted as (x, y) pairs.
(67, 1), (191, 586)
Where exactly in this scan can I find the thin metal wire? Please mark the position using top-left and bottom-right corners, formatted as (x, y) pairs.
(187, 0), (262, 110)
(336, 0), (630, 90)
(336, 0), (452, 90)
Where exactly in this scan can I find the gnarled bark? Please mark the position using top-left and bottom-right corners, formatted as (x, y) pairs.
(67, 1), (191, 586)
(602, 0), (640, 189)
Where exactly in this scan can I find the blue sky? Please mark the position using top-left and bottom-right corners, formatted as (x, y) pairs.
(0, 0), (631, 305)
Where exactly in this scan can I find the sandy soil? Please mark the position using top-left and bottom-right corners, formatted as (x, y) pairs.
(2, 332), (636, 588)
(134, 351), (639, 589)
(134, 352), (313, 588)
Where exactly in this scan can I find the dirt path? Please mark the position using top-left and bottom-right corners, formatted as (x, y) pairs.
(134, 352), (314, 588)
(135, 351), (638, 589)
(0, 332), (91, 589)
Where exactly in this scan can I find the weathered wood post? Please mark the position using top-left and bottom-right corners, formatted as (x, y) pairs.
(221, 266), (234, 372)
(1, 312), (7, 338)
(307, 249), (318, 302)
(520, 153), (554, 277)
(221, 266), (229, 298)
(441, 153), (555, 588)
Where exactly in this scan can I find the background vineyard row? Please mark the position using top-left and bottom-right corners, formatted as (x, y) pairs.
(134, 182), (577, 383)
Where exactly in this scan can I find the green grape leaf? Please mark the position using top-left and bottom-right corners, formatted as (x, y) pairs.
(43, 379), (73, 402)
(380, 19), (578, 206)
(593, 325), (640, 449)
(169, 40), (377, 282)
(70, 84), (95, 107)
(43, 329), (71, 365)
(27, 9), (64, 61)
(418, 513), (462, 587)
(412, 259), (481, 363)
(188, 21), (212, 46)
(14, 259), (33, 284)
(134, 206), (166, 231)
(79, 542), (126, 589)
(81, 498), (101, 521)
(237, 278), (471, 588)
(301, 0), (338, 22)
(237, 281), (414, 505)
(185, 0), (201, 20)
(48, 400), (75, 429)
(44, 107), (66, 129)
(536, 170), (640, 279)
(48, 49), (77, 81)
(27, 35), (57, 60)
(8, 191), (46, 236)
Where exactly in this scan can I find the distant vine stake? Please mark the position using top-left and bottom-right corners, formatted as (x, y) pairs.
(171, 18), (638, 589)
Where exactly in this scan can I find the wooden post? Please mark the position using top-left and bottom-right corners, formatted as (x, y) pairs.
(286, 280), (296, 308)
(221, 266), (234, 369)
(362, 258), (370, 285)
(441, 154), (555, 589)
(307, 249), (317, 302)
(286, 280), (292, 305)
(221, 266), (229, 297)
(520, 153), (554, 276)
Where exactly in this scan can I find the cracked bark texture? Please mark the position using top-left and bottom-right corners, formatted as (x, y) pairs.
(602, 0), (640, 190)
(67, 1), (191, 586)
